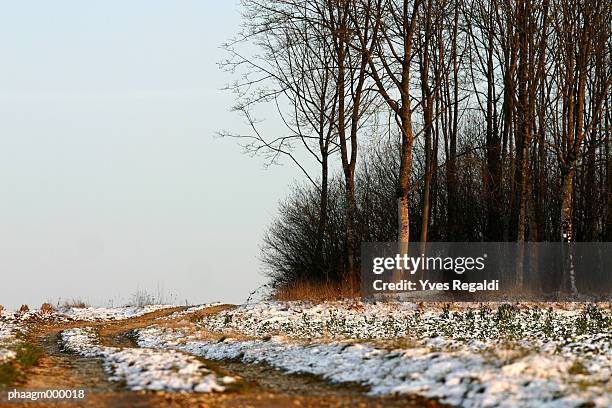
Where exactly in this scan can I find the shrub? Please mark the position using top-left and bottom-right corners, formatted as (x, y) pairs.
(40, 303), (54, 315)
(0, 342), (43, 385)
(61, 299), (89, 309)
(272, 279), (359, 301)
(261, 142), (399, 292)
(125, 287), (176, 307)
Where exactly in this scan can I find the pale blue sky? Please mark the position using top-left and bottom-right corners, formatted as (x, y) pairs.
(0, 1), (307, 308)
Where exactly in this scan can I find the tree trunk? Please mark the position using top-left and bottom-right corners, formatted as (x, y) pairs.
(560, 167), (577, 294)
(345, 175), (357, 277)
(394, 104), (414, 284)
(418, 0), (434, 249)
(606, 116), (612, 241)
(315, 153), (329, 281)
(484, 11), (503, 241)
(398, 131), (413, 245)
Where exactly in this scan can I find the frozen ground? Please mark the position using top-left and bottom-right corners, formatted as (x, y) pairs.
(159, 303), (223, 320)
(60, 327), (235, 392)
(0, 312), (28, 365)
(60, 305), (177, 321)
(136, 301), (611, 407)
(1, 308), (56, 322)
(0, 321), (18, 364)
(196, 300), (606, 340)
(2, 301), (610, 406)
(0, 304), (177, 323)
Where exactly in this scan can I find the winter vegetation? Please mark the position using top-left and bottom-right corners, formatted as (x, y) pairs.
(0, 311), (42, 385)
(137, 301), (612, 407)
(0, 301), (610, 406)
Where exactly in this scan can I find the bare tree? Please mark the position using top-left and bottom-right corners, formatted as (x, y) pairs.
(549, 0), (612, 292)
(320, 0), (380, 279)
(220, 0), (341, 278)
(352, 0), (422, 248)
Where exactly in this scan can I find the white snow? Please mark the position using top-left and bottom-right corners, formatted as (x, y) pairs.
(0, 317), (25, 364)
(159, 303), (223, 320)
(60, 327), (233, 393)
(3, 300), (610, 406)
(0, 308), (57, 322)
(0, 348), (17, 364)
(135, 301), (611, 407)
(197, 300), (604, 340)
(60, 305), (176, 321)
(1, 304), (177, 323)
(0, 322), (17, 364)
(0, 323), (16, 342)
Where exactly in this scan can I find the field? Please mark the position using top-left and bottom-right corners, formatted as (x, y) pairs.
(0, 301), (610, 407)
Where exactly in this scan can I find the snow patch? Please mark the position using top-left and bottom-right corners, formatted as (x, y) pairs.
(60, 305), (176, 321)
(137, 325), (611, 407)
(60, 327), (232, 393)
(139, 300), (611, 407)
(0, 320), (25, 364)
(160, 303), (223, 320)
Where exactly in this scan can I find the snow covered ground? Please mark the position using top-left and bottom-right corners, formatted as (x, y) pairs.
(0, 322), (18, 364)
(0, 322), (17, 343)
(60, 305), (177, 321)
(60, 327), (235, 392)
(136, 301), (611, 407)
(2, 301), (610, 406)
(159, 303), (223, 320)
(1, 308), (55, 322)
(0, 304), (177, 323)
(0, 312), (27, 365)
(196, 300), (608, 340)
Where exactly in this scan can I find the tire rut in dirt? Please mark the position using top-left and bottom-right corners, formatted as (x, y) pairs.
(31, 330), (117, 392)
(106, 328), (447, 407)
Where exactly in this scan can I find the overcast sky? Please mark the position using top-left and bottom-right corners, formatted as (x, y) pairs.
(0, 1), (308, 309)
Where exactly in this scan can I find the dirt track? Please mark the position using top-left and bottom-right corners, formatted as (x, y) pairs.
(0, 306), (448, 408)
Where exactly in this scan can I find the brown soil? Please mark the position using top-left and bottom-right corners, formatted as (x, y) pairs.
(0, 306), (451, 408)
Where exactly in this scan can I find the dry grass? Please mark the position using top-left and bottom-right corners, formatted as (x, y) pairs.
(125, 287), (177, 307)
(60, 298), (90, 308)
(0, 341), (43, 385)
(272, 279), (360, 302)
(40, 303), (54, 314)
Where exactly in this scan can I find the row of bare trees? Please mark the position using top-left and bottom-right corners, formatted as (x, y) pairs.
(221, 0), (612, 284)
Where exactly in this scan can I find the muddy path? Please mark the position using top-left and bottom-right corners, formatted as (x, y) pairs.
(1, 306), (449, 408)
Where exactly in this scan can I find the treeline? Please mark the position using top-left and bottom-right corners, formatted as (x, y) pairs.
(222, 0), (612, 285)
